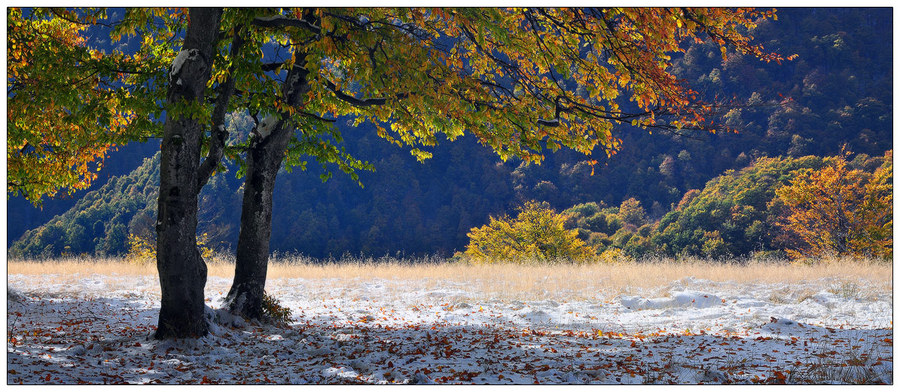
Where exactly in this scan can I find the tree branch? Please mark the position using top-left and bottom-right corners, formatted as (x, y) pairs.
(298, 111), (337, 123)
(197, 24), (245, 192)
(537, 119), (561, 127)
(49, 8), (116, 28)
(323, 79), (407, 107)
(538, 96), (564, 127)
(261, 62), (284, 72)
(252, 15), (321, 35)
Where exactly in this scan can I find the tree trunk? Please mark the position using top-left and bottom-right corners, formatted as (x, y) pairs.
(155, 8), (222, 339)
(225, 129), (292, 319)
(226, 51), (310, 320)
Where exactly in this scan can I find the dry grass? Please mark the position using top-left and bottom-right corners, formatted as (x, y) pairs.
(8, 255), (891, 301)
(8, 256), (159, 276)
(6, 254), (241, 278)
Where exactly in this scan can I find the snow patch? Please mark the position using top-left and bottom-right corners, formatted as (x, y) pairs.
(256, 115), (277, 139)
(205, 305), (247, 330)
(170, 49), (191, 79)
(520, 309), (554, 325)
(323, 366), (358, 379)
(761, 317), (808, 333)
(170, 49), (201, 80)
(620, 291), (723, 310)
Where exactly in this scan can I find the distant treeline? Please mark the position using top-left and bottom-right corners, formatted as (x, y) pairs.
(562, 150), (891, 260)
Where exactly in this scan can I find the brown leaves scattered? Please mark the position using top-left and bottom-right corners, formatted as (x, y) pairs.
(7, 290), (893, 385)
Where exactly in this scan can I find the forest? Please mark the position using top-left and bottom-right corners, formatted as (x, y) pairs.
(9, 8), (892, 262)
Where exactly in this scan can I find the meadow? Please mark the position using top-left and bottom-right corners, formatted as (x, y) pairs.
(7, 255), (892, 300)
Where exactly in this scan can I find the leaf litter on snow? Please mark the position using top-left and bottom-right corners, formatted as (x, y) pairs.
(7, 273), (892, 384)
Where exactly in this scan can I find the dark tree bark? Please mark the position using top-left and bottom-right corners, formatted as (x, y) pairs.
(225, 52), (310, 320)
(155, 8), (222, 339)
(223, 123), (292, 320)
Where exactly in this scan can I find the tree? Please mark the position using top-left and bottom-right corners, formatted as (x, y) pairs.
(618, 198), (647, 227)
(464, 201), (596, 262)
(153, 8), (227, 339)
(774, 150), (892, 259)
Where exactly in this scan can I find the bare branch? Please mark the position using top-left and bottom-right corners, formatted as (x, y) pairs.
(261, 62), (284, 72)
(298, 111), (337, 123)
(252, 15), (321, 35)
(323, 79), (407, 107)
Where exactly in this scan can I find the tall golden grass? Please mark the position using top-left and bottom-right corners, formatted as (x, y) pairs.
(8, 255), (891, 301)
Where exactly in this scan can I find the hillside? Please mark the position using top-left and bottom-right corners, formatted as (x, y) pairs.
(8, 8), (893, 259)
(562, 150), (891, 260)
(7, 140), (160, 244)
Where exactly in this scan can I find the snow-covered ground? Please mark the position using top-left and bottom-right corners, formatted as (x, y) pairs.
(7, 271), (893, 384)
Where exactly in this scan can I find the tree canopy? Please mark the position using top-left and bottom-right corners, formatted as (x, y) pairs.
(7, 8), (159, 203)
(211, 8), (791, 171)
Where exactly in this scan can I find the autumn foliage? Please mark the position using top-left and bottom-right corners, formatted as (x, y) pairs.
(7, 9), (163, 204)
(774, 150), (892, 260)
(301, 8), (792, 167)
(464, 201), (595, 262)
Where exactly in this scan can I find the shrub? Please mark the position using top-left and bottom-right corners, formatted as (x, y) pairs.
(126, 232), (216, 264)
(125, 234), (156, 264)
(464, 201), (596, 263)
(262, 291), (293, 326)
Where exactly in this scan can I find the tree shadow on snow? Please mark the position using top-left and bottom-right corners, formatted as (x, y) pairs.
(6, 295), (892, 385)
